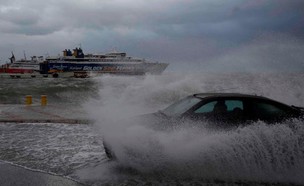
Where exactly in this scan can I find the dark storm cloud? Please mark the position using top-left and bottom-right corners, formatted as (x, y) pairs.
(0, 0), (66, 35)
(232, 0), (304, 35)
(1, 0), (303, 38)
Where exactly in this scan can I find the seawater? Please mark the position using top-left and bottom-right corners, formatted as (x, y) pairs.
(0, 78), (99, 105)
(0, 72), (304, 185)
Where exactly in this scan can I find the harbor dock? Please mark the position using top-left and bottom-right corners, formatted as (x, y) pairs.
(0, 104), (91, 124)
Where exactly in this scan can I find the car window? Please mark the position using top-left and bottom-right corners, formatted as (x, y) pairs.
(226, 100), (243, 111)
(194, 100), (244, 113)
(162, 96), (201, 117)
(250, 101), (291, 121)
(193, 99), (245, 124)
(194, 101), (216, 113)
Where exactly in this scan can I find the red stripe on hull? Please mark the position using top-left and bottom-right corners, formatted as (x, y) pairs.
(0, 69), (34, 74)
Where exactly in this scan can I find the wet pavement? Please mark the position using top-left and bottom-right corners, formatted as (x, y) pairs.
(0, 162), (84, 186)
(0, 105), (94, 185)
(0, 104), (91, 124)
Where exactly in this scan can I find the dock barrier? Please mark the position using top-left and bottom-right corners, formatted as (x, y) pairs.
(2, 100), (90, 124)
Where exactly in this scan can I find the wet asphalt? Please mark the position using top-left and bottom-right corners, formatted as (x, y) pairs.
(0, 162), (84, 186)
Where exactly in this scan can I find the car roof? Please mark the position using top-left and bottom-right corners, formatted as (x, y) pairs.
(193, 93), (272, 101)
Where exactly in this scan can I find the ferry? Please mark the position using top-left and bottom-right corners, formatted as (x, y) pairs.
(40, 48), (168, 78)
(0, 54), (43, 78)
(0, 48), (169, 78)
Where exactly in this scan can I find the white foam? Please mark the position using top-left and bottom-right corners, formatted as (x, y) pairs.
(86, 73), (304, 184)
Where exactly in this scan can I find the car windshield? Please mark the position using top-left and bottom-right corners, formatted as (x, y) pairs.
(162, 96), (201, 117)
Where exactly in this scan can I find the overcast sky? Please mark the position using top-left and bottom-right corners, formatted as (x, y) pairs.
(0, 0), (303, 72)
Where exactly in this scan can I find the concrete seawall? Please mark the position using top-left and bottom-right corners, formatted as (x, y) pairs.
(0, 104), (91, 124)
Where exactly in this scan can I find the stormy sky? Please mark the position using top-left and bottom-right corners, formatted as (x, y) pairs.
(0, 0), (303, 72)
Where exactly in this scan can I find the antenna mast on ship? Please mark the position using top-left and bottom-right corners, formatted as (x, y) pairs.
(9, 52), (15, 63)
(23, 50), (27, 61)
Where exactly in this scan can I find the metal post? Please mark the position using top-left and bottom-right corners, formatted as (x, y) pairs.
(25, 95), (32, 105)
(41, 95), (47, 106)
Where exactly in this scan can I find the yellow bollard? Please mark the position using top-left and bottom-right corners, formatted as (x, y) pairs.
(41, 95), (47, 106)
(25, 95), (32, 105)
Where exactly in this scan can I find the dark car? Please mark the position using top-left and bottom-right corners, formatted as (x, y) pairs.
(160, 93), (304, 125)
(104, 93), (304, 159)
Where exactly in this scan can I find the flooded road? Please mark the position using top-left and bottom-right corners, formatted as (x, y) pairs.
(0, 73), (304, 185)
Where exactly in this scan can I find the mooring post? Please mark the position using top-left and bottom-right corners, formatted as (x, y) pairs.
(25, 95), (32, 105)
(41, 95), (47, 106)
